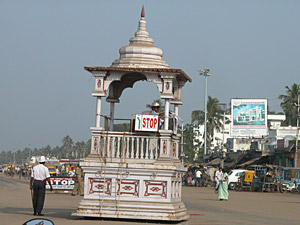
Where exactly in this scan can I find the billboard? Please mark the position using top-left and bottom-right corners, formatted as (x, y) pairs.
(231, 99), (268, 137)
(46, 177), (75, 190)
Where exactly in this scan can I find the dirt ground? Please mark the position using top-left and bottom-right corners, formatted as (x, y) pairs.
(0, 175), (299, 225)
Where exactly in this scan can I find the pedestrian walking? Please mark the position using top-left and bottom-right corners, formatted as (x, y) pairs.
(218, 169), (229, 201)
(71, 164), (83, 196)
(29, 156), (53, 216)
(187, 169), (193, 185)
(196, 169), (202, 187)
(55, 167), (60, 177)
(215, 167), (222, 193)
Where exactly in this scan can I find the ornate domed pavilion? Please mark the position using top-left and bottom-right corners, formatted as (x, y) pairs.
(73, 6), (191, 221)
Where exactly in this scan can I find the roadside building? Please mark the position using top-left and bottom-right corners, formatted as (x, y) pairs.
(193, 113), (299, 156)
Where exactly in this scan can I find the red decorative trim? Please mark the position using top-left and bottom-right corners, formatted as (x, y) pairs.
(172, 143), (176, 157)
(123, 186), (133, 191)
(144, 181), (167, 198)
(150, 187), (161, 192)
(163, 141), (166, 154)
(95, 184), (104, 189)
(166, 82), (170, 90)
(117, 180), (139, 196)
(89, 178), (111, 195)
(83, 67), (192, 83)
(97, 79), (101, 88)
(93, 137), (98, 151)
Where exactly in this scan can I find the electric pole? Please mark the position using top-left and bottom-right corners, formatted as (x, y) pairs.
(199, 69), (212, 159)
(294, 92), (300, 168)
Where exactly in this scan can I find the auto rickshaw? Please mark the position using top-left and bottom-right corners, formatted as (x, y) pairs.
(236, 170), (255, 191)
(278, 167), (300, 193)
(247, 165), (279, 192)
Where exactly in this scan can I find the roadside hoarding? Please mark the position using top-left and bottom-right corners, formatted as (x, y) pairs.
(231, 99), (268, 137)
(134, 114), (159, 132)
(46, 177), (75, 190)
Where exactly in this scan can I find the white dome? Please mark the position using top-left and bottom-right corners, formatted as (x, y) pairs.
(111, 8), (169, 69)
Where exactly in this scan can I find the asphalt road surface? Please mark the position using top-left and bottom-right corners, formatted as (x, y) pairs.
(0, 175), (299, 225)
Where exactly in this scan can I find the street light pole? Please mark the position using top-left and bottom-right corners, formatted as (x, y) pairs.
(294, 92), (300, 168)
(199, 69), (212, 158)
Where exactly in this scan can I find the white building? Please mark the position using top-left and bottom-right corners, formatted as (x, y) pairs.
(193, 115), (231, 154)
(193, 113), (300, 154)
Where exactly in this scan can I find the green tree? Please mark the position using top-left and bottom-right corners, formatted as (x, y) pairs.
(183, 124), (203, 162)
(191, 96), (229, 151)
(279, 83), (300, 126)
(61, 135), (73, 159)
(85, 139), (91, 157)
(114, 123), (131, 132)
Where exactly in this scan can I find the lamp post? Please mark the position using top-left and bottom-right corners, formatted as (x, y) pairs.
(294, 92), (300, 168)
(199, 69), (212, 157)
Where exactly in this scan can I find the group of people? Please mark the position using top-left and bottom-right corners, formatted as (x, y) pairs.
(215, 167), (229, 201)
(53, 164), (75, 177)
(186, 167), (212, 187)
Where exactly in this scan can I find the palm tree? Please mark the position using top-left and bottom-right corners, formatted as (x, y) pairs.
(61, 135), (73, 158)
(279, 83), (300, 126)
(191, 96), (229, 151)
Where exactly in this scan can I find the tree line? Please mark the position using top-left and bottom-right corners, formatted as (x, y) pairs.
(0, 136), (91, 165)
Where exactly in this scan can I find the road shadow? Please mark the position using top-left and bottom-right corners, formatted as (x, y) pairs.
(0, 207), (187, 224)
(74, 216), (186, 224)
(279, 201), (300, 204)
(0, 207), (33, 216)
(0, 207), (74, 219)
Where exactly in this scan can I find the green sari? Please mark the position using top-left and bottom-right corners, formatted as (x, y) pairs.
(218, 172), (229, 200)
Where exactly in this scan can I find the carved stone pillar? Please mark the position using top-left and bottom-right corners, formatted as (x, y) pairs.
(95, 97), (102, 128)
(92, 71), (108, 128)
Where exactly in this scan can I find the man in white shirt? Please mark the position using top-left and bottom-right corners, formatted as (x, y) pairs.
(30, 156), (53, 216)
(215, 167), (223, 193)
(196, 170), (202, 187)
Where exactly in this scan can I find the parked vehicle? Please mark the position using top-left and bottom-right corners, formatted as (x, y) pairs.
(47, 166), (56, 177)
(278, 167), (300, 192)
(236, 170), (255, 191)
(246, 165), (267, 191)
(228, 169), (246, 190)
(247, 165), (280, 192)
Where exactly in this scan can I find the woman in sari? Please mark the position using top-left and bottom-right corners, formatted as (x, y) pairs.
(218, 169), (229, 201)
(187, 170), (193, 185)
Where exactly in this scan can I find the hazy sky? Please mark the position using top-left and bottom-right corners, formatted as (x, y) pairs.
(1, 1), (300, 151)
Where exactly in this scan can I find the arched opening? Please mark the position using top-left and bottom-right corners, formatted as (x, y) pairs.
(102, 75), (161, 131)
(107, 72), (147, 101)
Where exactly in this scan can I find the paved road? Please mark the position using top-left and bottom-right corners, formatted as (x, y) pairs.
(0, 175), (299, 225)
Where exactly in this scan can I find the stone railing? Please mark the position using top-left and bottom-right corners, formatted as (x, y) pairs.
(90, 131), (160, 162)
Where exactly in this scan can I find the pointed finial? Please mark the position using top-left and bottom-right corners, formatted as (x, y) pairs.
(141, 5), (145, 18)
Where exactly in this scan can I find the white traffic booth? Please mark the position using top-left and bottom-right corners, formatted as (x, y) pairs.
(73, 7), (192, 221)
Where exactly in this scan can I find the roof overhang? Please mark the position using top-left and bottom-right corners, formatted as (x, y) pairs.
(84, 66), (192, 83)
